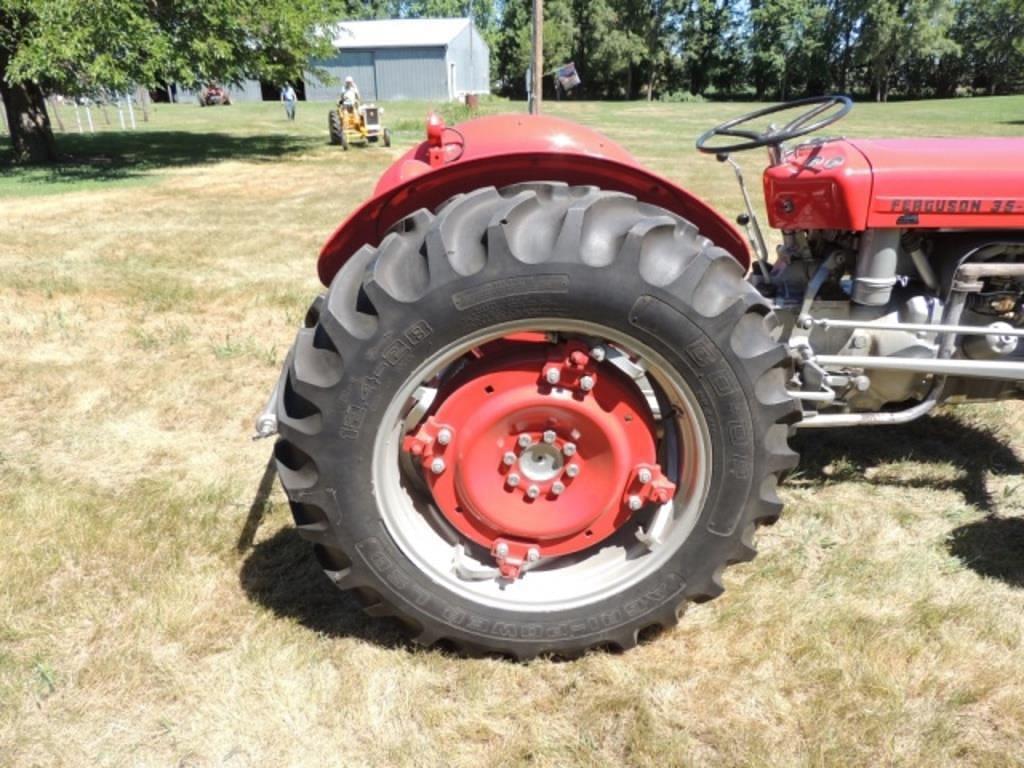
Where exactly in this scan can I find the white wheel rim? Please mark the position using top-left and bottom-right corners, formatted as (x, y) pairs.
(372, 319), (713, 613)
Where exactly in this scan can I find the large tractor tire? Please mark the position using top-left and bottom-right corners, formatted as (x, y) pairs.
(328, 110), (343, 146)
(274, 183), (799, 659)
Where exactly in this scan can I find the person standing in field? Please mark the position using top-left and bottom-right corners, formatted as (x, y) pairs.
(281, 83), (297, 120)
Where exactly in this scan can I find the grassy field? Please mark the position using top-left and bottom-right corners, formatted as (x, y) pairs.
(2, 95), (1024, 767)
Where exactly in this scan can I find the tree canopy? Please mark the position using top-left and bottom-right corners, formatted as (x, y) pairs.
(0, 0), (350, 162)
(489, 0), (1024, 102)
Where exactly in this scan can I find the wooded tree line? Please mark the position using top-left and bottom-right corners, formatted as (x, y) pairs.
(367, 0), (1024, 102)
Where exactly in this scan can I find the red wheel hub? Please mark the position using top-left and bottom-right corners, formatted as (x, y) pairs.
(403, 340), (675, 579)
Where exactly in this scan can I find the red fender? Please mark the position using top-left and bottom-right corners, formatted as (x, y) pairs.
(317, 113), (749, 286)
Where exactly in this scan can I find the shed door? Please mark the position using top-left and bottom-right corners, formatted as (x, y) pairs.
(339, 51), (378, 101)
(374, 47), (447, 101)
(305, 50), (378, 101)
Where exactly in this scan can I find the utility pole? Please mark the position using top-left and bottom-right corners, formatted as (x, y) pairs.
(530, 0), (543, 114)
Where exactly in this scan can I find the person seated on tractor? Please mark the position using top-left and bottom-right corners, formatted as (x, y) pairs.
(339, 76), (361, 112)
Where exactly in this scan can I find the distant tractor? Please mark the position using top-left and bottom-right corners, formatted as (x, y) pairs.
(197, 85), (231, 107)
(328, 102), (392, 150)
(257, 98), (1024, 659)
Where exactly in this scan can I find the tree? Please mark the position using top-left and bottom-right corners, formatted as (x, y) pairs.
(0, 0), (352, 164)
(673, 0), (744, 96)
(749, 0), (826, 100)
(494, 0), (573, 98)
(403, 0), (497, 38)
(950, 0), (1024, 95)
(857, 0), (958, 101)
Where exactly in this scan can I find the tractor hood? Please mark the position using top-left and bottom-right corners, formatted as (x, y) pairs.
(765, 137), (1024, 231)
(851, 138), (1024, 228)
(317, 113), (748, 285)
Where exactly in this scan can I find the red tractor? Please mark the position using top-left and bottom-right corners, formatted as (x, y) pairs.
(197, 84), (231, 107)
(256, 98), (1024, 658)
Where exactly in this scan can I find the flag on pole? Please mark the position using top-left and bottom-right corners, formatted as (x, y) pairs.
(556, 62), (581, 91)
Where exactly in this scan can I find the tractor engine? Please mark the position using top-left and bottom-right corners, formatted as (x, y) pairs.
(767, 230), (1024, 412)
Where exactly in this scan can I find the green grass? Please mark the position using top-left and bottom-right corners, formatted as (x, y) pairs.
(0, 97), (511, 197)
(1, 94), (1023, 768)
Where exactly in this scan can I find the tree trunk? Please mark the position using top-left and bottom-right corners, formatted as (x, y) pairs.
(0, 77), (57, 163)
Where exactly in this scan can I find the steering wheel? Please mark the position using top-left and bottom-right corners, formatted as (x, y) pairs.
(696, 95), (853, 155)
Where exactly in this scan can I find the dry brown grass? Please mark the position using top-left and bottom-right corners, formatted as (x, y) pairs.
(2, 98), (1023, 768)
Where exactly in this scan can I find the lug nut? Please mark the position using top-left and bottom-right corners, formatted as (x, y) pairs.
(638, 468), (652, 484)
(430, 458), (446, 475)
(527, 547), (540, 562)
(579, 375), (595, 392)
(590, 346), (606, 362)
(565, 464), (580, 478)
(517, 434), (532, 449)
(545, 368), (561, 385)
(495, 542), (509, 557)
(527, 485), (540, 499)
(542, 430), (557, 444)
(627, 495), (643, 511)
(502, 451), (517, 466)
(437, 428), (452, 445)
(507, 473), (521, 487)
(551, 481), (565, 495)
(563, 442), (576, 457)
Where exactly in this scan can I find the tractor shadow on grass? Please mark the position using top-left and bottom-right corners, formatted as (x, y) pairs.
(791, 412), (1024, 588)
(239, 525), (412, 649)
(947, 516), (1024, 588)
(0, 131), (319, 186)
(237, 458), (410, 648)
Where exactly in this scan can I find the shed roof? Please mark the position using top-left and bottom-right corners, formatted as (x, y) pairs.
(330, 18), (472, 49)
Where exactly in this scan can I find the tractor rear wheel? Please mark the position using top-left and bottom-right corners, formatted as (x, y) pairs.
(383, 127), (392, 147)
(328, 110), (343, 146)
(274, 183), (799, 658)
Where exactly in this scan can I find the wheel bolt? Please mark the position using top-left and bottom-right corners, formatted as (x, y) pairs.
(563, 442), (576, 457)
(627, 495), (643, 511)
(507, 473), (521, 487)
(495, 542), (509, 557)
(527, 547), (540, 562)
(527, 485), (540, 499)
(542, 430), (557, 444)
(638, 468), (652, 484)
(590, 345), (606, 362)
(437, 428), (452, 446)
(551, 481), (565, 495)
(545, 368), (561, 385)
(430, 458), (446, 475)
(517, 434), (532, 449)
(565, 464), (580, 478)
(579, 375), (595, 392)
(502, 451), (517, 466)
